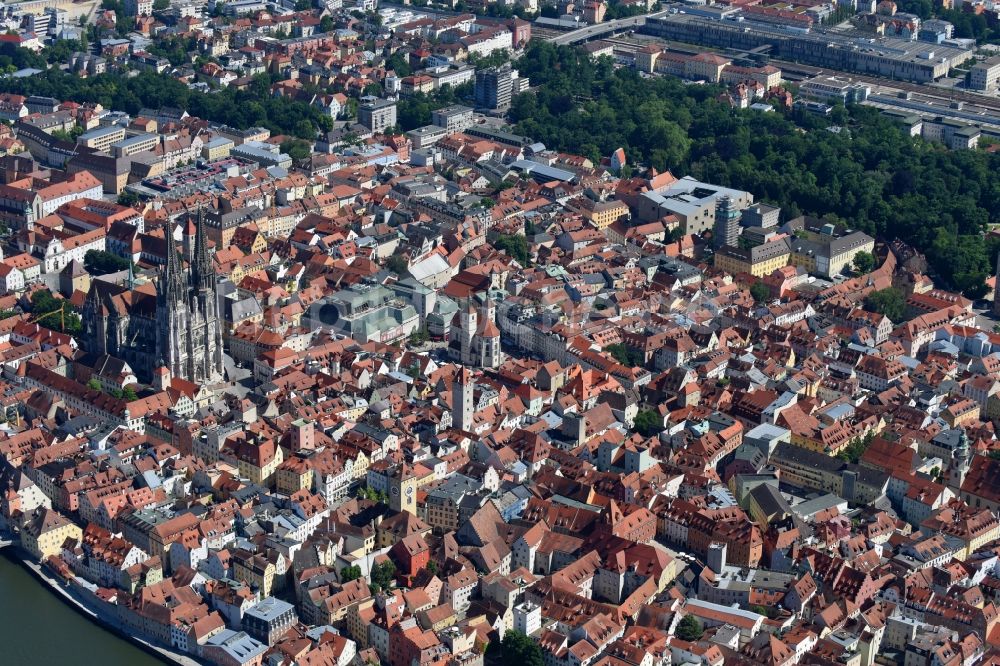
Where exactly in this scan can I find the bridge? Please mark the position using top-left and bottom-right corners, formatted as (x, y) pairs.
(546, 10), (671, 46)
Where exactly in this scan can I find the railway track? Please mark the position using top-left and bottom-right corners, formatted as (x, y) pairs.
(530, 27), (563, 41)
(768, 58), (1000, 115)
(595, 31), (1000, 116)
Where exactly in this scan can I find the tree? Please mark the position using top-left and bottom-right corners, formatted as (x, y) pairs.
(633, 410), (663, 437)
(122, 387), (137, 401)
(31, 289), (60, 314)
(153, 0), (169, 9)
(750, 604), (779, 619)
(386, 255), (409, 275)
(43, 39), (86, 66)
(386, 52), (411, 78)
(397, 93), (434, 131)
(50, 128), (74, 142)
(852, 251), (876, 274)
(606, 343), (643, 367)
(293, 118), (315, 139)
(676, 615), (704, 641)
(425, 559), (437, 575)
(87, 378), (101, 391)
(340, 565), (362, 582)
(469, 49), (510, 70)
(355, 486), (387, 502)
(836, 431), (875, 464)
(146, 35), (198, 67)
(30, 290), (81, 334)
(280, 138), (311, 161)
(749, 281), (771, 303)
(117, 190), (141, 207)
(863, 287), (906, 323)
(506, 42), (998, 293)
(0, 65), (333, 137)
(928, 229), (990, 298)
(84, 250), (130, 275)
(494, 234), (529, 265)
(499, 630), (544, 666)
(409, 325), (429, 347)
(369, 560), (396, 592)
(102, 0), (127, 15)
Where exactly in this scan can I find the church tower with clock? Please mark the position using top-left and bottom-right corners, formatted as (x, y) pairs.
(389, 464), (419, 516)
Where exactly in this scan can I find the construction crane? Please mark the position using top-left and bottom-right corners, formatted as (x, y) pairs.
(30, 302), (68, 332)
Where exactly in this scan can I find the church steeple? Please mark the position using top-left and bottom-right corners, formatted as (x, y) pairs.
(159, 224), (186, 303)
(192, 207), (213, 291)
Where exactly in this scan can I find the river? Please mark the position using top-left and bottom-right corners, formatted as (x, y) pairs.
(0, 553), (164, 666)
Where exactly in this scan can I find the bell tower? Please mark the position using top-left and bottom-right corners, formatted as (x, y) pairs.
(947, 429), (971, 493)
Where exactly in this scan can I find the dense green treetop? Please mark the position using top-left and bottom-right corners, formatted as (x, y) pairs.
(863, 287), (907, 322)
(0, 53), (332, 138)
(511, 42), (1000, 297)
(4, 38), (997, 295)
(499, 631), (544, 666)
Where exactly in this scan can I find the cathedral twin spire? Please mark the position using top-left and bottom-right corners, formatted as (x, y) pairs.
(155, 206), (224, 385)
(160, 207), (212, 303)
(192, 207), (213, 291)
(83, 206), (223, 387)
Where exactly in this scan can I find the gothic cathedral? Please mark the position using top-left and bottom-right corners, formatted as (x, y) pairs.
(156, 208), (225, 385)
(82, 209), (224, 386)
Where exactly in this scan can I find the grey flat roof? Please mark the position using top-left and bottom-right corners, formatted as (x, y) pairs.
(433, 104), (474, 115)
(509, 159), (575, 182)
(79, 125), (123, 140)
(245, 597), (294, 622)
(114, 133), (157, 148)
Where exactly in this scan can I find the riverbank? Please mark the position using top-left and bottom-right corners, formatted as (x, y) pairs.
(0, 545), (204, 666)
(0, 551), (162, 666)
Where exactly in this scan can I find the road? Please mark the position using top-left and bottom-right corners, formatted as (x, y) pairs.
(223, 352), (254, 398)
(547, 10), (671, 46)
(385, 0), (1000, 124)
(972, 304), (999, 333)
(379, 1), (666, 49)
(378, 1), (466, 18)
